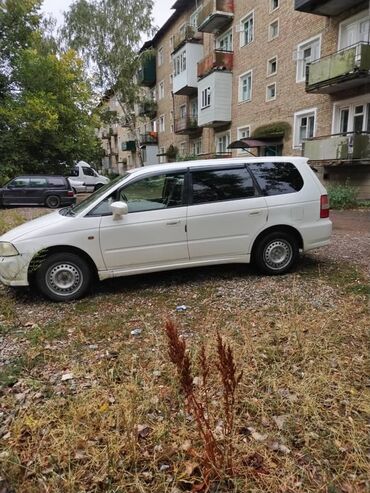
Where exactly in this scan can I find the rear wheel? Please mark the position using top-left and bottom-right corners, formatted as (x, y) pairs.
(253, 231), (298, 275)
(35, 252), (92, 301)
(45, 195), (61, 209)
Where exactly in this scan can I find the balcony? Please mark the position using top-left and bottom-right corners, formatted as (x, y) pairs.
(174, 115), (202, 136)
(306, 43), (370, 94)
(173, 24), (203, 53)
(197, 0), (234, 33)
(122, 141), (136, 152)
(303, 132), (370, 161)
(198, 50), (233, 79)
(140, 132), (158, 145)
(138, 99), (157, 118)
(137, 55), (156, 87)
(295, 0), (365, 16)
(173, 43), (204, 95)
(198, 71), (232, 128)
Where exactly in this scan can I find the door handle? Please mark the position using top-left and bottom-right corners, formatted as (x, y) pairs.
(166, 220), (180, 226)
(250, 210), (262, 215)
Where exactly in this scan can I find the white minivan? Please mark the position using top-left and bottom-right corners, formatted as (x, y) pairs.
(0, 157), (331, 301)
(68, 161), (109, 192)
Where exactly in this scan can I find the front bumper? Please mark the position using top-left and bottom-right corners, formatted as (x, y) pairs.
(0, 255), (30, 287)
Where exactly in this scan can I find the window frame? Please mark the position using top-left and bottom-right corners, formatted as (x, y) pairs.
(240, 10), (255, 48)
(269, 0), (279, 13)
(266, 82), (277, 101)
(295, 34), (322, 83)
(293, 107), (317, 149)
(239, 70), (253, 103)
(159, 114), (165, 133)
(269, 18), (279, 40)
(158, 46), (164, 66)
(158, 80), (165, 100)
(236, 125), (251, 155)
(201, 87), (211, 109)
(267, 55), (278, 76)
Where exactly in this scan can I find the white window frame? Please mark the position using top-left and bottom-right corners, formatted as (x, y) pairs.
(270, 0), (279, 13)
(293, 107), (317, 149)
(332, 95), (370, 133)
(266, 82), (277, 101)
(239, 11), (254, 48)
(295, 34), (322, 83)
(269, 19), (279, 40)
(236, 125), (251, 155)
(201, 87), (211, 109)
(239, 70), (253, 103)
(338, 10), (370, 50)
(158, 46), (164, 66)
(158, 80), (165, 100)
(215, 131), (231, 154)
(159, 114), (165, 133)
(217, 29), (233, 51)
(267, 55), (278, 76)
(180, 141), (187, 156)
(192, 137), (202, 155)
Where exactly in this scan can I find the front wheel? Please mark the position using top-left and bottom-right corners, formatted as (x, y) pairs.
(253, 231), (298, 275)
(35, 252), (92, 301)
(94, 183), (104, 191)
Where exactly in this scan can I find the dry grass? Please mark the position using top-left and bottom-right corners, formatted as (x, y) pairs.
(0, 209), (369, 492)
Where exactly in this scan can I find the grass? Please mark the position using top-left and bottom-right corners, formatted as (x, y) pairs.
(0, 210), (369, 492)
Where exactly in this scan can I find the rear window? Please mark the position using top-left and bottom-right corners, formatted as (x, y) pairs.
(48, 177), (66, 187)
(248, 162), (304, 196)
(191, 168), (257, 205)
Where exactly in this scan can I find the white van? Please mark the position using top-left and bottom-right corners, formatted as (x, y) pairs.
(68, 161), (109, 192)
(0, 157), (331, 301)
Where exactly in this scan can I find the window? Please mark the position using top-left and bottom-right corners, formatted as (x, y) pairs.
(339, 11), (370, 49)
(29, 177), (48, 187)
(269, 19), (279, 40)
(158, 47), (164, 66)
(191, 168), (256, 205)
(293, 108), (316, 148)
(215, 132), (230, 153)
(296, 36), (321, 83)
(91, 172), (186, 215)
(239, 71), (252, 102)
(240, 12), (254, 47)
(201, 87), (211, 109)
(47, 177), (65, 187)
(159, 115), (165, 132)
(267, 56), (277, 76)
(237, 126), (251, 154)
(180, 104), (187, 118)
(180, 142), (187, 156)
(69, 168), (79, 177)
(192, 138), (202, 155)
(217, 29), (233, 51)
(270, 0), (279, 12)
(190, 6), (201, 27)
(174, 51), (186, 76)
(158, 81), (165, 100)
(83, 167), (96, 177)
(248, 162), (304, 196)
(334, 98), (370, 134)
(9, 178), (29, 188)
(266, 82), (276, 101)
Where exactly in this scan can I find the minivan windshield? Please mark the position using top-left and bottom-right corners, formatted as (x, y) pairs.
(63, 175), (127, 216)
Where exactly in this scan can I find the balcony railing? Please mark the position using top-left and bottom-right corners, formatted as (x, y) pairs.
(173, 24), (203, 53)
(140, 132), (158, 144)
(137, 55), (156, 87)
(174, 115), (201, 135)
(295, 0), (365, 16)
(197, 0), (234, 33)
(306, 43), (370, 93)
(138, 100), (157, 118)
(303, 132), (370, 161)
(198, 50), (233, 79)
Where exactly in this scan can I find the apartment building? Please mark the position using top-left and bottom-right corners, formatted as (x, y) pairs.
(100, 0), (370, 198)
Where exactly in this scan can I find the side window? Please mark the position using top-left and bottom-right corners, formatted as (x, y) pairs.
(48, 177), (66, 187)
(89, 172), (186, 216)
(83, 167), (96, 177)
(10, 178), (30, 188)
(68, 168), (79, 177)
(191, 168), (256, 205)
(29, 178), (48, 188)
(248, 162), (304, 196)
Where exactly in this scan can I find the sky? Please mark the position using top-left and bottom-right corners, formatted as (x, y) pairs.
(41, 0), (175, 30)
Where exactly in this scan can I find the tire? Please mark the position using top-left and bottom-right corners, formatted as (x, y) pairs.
(35, 252), (92, 301)
(94, 183), (104, 191)
(253, 231), (299, 275)
(45, 195), (61, 209)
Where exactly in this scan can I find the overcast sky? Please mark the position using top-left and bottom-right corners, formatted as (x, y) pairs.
(41, 0), (174, 31)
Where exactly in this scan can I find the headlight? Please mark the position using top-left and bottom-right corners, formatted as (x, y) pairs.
(0, 242), (19, 257)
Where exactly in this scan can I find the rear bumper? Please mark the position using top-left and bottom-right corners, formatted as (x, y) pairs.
(0, 255), (30, 286)
(301, 219), (332, 251)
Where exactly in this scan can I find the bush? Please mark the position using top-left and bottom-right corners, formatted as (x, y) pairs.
(327, 181), (359, 209)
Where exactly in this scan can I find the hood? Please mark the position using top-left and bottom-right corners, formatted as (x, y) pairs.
(0, 210), (67, 243)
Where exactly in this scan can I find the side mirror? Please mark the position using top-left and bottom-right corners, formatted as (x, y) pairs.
(110, 201), (128, 219)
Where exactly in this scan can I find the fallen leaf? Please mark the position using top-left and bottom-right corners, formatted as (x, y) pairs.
(272, 414), (288, 430)
(61, 373), (73, 382)
(137, 424), (151, 439)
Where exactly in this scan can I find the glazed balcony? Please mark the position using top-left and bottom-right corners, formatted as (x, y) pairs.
(137, 55), (156, 87)
(295, 0), (365, 16)
(198, 49), (233, 79)
(306, 43), (370, 94)
(173, 43), (204, 95)
(197, 71), (232, 128)
(140, 132), (158, 145)
(138, 100), (157, 118)
(197, 0), (234, 33)
(173, 24), (203, 53)
(303, 132), (370, 161)
(174, 115), (201, 135)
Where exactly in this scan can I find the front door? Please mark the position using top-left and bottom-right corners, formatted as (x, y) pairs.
(2, 177), (30, 205)
(98, 171), (189, 272)
(187, 166), (268, 260)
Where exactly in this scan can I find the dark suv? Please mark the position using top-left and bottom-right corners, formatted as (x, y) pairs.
(0, 176), (76, 208)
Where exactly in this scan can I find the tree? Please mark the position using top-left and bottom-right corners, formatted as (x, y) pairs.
(0, 0), (104, 183)
(62, 0), (154, 165)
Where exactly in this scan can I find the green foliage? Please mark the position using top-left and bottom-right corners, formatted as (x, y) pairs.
(0, 0), (103, 183)
(165, 145), (178, 161)
(176, 154), (199, 162)
(252, 121), (291, 139)
(327, 181), (359, 209)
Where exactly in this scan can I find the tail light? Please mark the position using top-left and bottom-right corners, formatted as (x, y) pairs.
(67, 190), (74, 197)
(320, 194), (330, 218)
